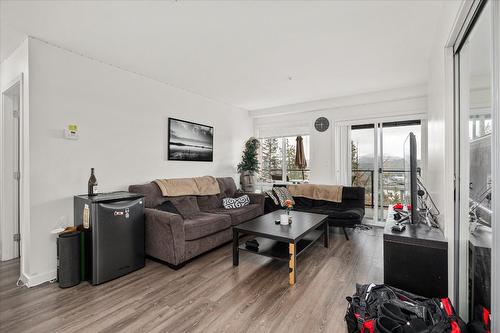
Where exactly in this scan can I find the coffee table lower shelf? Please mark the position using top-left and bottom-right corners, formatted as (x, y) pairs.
(238, 230), (323, 262)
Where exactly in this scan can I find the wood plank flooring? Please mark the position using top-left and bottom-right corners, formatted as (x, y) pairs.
(0, 227), (383, 333)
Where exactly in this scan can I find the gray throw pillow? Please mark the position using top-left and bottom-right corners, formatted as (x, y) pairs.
(169, 196), (200, 219)
(155, 201), (180, 215)
(223, 195), (250, 209)
(197, 195), (221, 210)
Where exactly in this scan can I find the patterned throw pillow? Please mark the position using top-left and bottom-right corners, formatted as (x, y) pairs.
(265, 190), (279, 205)
(273, 187), (295, 207)
(223, 195), (250, 209)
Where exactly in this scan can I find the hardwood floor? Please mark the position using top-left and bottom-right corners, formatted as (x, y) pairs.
(0, 228), (383, 333)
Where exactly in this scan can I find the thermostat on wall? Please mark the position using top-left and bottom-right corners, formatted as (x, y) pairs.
(64, 124), (79, 140)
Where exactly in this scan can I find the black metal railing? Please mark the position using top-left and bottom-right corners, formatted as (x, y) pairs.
(261, 168), (311, 182)
(352, 169), (407, 208)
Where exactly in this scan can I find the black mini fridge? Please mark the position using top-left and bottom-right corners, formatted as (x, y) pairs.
(74, 192), (145, 285)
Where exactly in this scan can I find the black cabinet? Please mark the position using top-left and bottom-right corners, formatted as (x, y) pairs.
(74, 192), (145, 285)
(383, 221), (448, 298)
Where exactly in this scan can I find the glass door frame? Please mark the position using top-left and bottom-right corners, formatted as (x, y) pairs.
(347, 115), (427, 226)
(451, 0), (500, 323)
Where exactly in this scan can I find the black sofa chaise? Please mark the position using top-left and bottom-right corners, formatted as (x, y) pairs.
(265, 186), (365, 240)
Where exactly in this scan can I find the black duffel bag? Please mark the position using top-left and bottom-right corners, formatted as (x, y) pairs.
(345, 283), (467, 333)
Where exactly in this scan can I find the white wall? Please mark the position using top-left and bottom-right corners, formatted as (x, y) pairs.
(425, 0), (462, 304)
(23, 38), (252, 285)
(253, 85), (428, 185)
(426, 1), (461, 231)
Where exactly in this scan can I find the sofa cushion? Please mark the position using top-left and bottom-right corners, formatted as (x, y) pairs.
(129, 182), (165, 208)
(154, 200), (180, 215)
(184, 212), (231, 240)
(197, 194), (225, 211)
(313, 199), (328, 207)
(217, 177), (237, 198)
(206, 204), (261, 226)
(342, 187), (364, 200)
(293, 196), (314, 209)
(169, 196), (200, 219)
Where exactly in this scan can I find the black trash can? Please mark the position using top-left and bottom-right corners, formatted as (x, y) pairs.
(57, 231), (81, 288)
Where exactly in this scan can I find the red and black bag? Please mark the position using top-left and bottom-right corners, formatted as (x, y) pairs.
(345, 283), (426, 333)
(428, 298), (467, 333)
(345, 284), (467, 333)
(345, 284), (389, 333)
(467, 305), (490, 333)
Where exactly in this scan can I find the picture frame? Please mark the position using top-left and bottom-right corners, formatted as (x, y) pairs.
(167, 118), (214, 162)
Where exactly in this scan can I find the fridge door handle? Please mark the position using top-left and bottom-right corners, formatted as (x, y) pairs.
(98, 198), (143, 211)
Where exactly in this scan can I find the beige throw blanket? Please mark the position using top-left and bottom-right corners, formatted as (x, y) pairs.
(288, 184), (343, 203)
(154, 176), (220, 197)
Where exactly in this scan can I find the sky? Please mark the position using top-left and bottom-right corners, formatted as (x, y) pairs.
(170, 119), (213, 147)
(351, 124), (421, 160)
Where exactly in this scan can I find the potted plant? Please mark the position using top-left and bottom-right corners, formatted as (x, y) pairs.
(237, 137), (260, 192)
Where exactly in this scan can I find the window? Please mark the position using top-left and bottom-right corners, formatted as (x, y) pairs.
(259, 137), (283, 181)
(259, 136), (310, 182)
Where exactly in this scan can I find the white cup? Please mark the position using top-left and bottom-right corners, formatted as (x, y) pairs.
(280, 214), (289, 225)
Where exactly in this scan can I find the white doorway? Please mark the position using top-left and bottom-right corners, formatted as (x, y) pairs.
(1, 79), (21, 262)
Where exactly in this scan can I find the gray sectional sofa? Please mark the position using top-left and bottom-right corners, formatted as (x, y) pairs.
(129, 177), (264, 268)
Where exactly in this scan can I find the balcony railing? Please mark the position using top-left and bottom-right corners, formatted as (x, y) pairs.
(352, 169), (407, 208)
(260, 168), (311, 182)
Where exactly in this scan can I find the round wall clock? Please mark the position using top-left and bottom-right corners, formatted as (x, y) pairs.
(314, 117), (329, 132)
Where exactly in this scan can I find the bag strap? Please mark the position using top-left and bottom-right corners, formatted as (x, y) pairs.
(440, 298), (462, 333)
(358, 283), (376, 326)
(482, 306), (491, 331)
(441, 298), (453, 316)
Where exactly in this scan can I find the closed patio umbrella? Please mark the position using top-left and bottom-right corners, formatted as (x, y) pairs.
(295, 136), (307, 180)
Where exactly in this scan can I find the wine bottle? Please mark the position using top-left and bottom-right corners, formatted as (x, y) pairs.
(88, 168), (98, 196)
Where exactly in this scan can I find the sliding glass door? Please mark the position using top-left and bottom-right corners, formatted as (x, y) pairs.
(378, 121), (422, 222)
(454, 0), (493, 321)
(351, 120), (423, 225)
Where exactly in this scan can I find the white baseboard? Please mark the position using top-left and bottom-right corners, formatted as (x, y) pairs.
(25, 270), (56, 287)
(19, 271), (29, 285)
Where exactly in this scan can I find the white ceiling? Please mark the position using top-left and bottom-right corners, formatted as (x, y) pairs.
(1, 1), (446, 110)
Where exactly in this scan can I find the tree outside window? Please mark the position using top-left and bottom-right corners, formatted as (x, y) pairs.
(259, 136), (310, 182)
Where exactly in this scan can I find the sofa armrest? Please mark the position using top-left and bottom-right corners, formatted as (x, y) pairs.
(236, 191), (265, 214)
(144, 208), (186, 265)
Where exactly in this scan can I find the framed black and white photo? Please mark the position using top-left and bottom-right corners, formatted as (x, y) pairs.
(168, 118), (213, 161)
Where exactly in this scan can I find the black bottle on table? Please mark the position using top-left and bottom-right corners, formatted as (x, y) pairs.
(88, 168), (98, 196)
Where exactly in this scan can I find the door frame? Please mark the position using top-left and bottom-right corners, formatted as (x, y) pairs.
(492, 1), (500, 329)
(1, 76), (21, 260)
(449, 0), (500, 326)
(0, 73), (29, 284)
(341, 113), (427, 225)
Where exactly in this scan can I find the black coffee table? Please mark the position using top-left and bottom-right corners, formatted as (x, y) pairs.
(232, 210), (329, 285)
